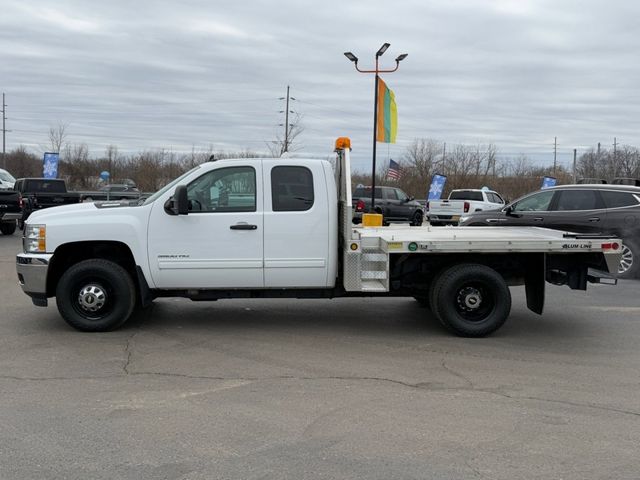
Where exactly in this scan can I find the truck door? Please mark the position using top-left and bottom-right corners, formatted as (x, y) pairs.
(147, 163), (264, 288)
(263, 161), (329, 287)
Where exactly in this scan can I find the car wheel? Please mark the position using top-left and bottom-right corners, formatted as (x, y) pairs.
(56, 259), (136, 332)
(0, 221), (16, 235)
(431, 264), (511, 337)
(411, 211), (424, 226)
(618, 240), (639, 279)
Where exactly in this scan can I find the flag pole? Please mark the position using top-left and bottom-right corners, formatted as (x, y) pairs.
(371, 69), (379, 211)
(343, 44), (408, 214)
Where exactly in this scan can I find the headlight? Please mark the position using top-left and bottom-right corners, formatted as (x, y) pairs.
(24, 224), (46, 253)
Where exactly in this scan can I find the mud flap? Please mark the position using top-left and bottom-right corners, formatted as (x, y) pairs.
(525, 253), (545, 315)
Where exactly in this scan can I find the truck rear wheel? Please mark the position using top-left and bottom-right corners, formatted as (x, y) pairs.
(0, 221), (16, 235)
(431, 264), (511, 337)
(56, 259), (136, 332)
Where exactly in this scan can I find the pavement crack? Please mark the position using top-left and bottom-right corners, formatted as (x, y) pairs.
(441, 360), (474, 388)
(122, 330), (139, 375)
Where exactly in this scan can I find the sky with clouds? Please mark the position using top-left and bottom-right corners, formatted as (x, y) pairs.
(1, 0), (639, 171)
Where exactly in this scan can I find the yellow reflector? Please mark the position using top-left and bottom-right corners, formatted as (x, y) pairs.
(38, 238), (46, 252)
(362, 213), (383, 227)
(39, 226), (46, 238)
(334, 137), (351, 150)
(350, 243), (358, 251)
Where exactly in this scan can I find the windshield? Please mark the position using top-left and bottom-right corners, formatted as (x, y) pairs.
(0, 170), (15, 183)
(142, 166), (201, 206)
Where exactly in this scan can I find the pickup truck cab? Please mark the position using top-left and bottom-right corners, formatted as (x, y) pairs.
(428, 189), (505, 225)
(16, 138), (622, 337)
(14, 178), (81, 225)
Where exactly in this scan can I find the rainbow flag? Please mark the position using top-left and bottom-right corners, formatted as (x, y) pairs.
(376, 77), (397, 143)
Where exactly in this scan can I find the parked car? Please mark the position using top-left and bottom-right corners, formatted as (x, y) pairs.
(0, 189), (21, 235)
(352, 186), (424, 225)
(427, 189), (505, 226)
(459, 184), (640, 278)
(0, 168), (16, 190)
(14, 178), (81, 226)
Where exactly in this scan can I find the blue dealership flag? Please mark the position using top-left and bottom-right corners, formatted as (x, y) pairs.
(43, 152), (59, 179)
(541, 176), (557, 189)
(427, 174), (447, 200)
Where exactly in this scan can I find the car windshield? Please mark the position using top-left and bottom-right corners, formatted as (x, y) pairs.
(142, 166), (201, 206)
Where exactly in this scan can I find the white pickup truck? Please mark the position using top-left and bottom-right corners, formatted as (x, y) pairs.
(427, 189), (505, 226)
(16, 138), (622, 337)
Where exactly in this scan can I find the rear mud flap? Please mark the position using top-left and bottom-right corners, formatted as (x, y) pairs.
(525, 253), (545, 315)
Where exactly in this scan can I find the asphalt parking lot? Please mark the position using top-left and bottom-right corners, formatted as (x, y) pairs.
(0, 233), (639, 479)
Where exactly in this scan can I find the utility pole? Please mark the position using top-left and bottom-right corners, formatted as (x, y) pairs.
(573, 148), (577, 184)
(597, 142), (601, 156)
(279, 86), (295, 154)
(613, 137), (617, 177)
(441, 142), (446, 175)
(1, 93), (6, 169)
(553, 136), (557, 176)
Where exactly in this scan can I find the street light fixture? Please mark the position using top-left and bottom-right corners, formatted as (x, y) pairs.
(344, 43), (408, 213)
(376, 43), (390, 57)
(344, 52), (358, 63)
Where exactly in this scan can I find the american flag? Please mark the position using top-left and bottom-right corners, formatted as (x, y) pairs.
(387, 159), (402, 180)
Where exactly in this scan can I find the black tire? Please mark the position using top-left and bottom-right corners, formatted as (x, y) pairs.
(618, 239), (639, 279)
(431, 264), (511, 337)
(56, 259), (136, 332)
(0, 221), (16, 235)
(411, 211), (424, 226)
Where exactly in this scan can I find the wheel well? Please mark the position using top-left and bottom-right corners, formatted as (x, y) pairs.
(389, 252), (542, 292)
(47, 241), (138, 296)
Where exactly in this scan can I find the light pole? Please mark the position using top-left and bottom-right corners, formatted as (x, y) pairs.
(344, 44), (407, 212)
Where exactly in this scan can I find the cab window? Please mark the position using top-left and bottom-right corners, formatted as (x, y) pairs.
(513, 191), (554, 212)
(271, 166), (314, 211)
(186, 166), (256, 212)
(554, 190), (600, 211)
(601, 190), (640, 208)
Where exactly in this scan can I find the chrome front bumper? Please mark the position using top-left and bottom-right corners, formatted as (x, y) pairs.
(1, 213), (22, 221)
(16, 253), (52, 305)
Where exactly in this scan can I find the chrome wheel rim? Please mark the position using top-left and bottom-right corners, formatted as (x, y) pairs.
(619, 244), (634, 274)
(77, 284), (107, 313)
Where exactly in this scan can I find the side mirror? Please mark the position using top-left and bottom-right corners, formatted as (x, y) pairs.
(164, 185), (189, 215)
(406, 196), (414, 202)
(504, 204), (516, 216)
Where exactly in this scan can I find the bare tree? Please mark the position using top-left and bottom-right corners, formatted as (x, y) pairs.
(267, 113), (305, 157)
(47, 122), (69, 153)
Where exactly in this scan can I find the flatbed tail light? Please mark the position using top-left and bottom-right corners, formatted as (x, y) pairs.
(601, 242), (620, 251)
(355, 199), (365, 212)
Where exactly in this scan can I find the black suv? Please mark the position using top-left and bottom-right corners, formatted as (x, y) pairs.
(459, 184), (640, 278)
(352, 186), (424, 225)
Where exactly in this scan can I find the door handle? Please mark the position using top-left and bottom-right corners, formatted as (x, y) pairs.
(533, 217), (544, 221)
(230, 223), (258, 230)
(588, 217), (600, 222)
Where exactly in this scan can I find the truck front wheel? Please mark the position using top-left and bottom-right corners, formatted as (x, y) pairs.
(431, 264), (511, 337)
(56, 259), (136, 332)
